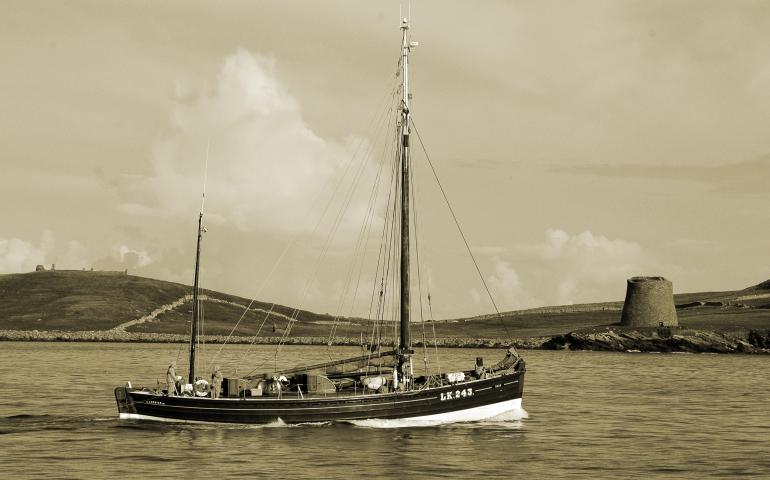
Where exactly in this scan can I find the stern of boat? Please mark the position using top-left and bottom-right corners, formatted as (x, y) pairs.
(114, 387), (137, 417)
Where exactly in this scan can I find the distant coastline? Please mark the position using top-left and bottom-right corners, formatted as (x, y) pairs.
(0, 329), (546, 349)
(2, 328), (768, 354)
(2, 271), (769, 354)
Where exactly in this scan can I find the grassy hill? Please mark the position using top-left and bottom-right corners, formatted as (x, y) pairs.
(0, 270), (345, 337)
(0, 270), (768, 340)
(0, 271), (187, 331)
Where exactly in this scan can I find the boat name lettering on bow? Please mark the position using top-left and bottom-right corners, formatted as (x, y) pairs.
(440, 388), (473, 401)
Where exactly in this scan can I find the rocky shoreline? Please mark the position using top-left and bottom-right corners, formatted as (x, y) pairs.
(2, 328), (769, 353)
(542, 327), (770, 354)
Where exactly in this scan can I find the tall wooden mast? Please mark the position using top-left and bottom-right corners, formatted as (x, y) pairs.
(398, 17), (413, 387)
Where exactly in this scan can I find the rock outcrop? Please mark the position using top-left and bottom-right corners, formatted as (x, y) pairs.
(543, 328), (770, 354)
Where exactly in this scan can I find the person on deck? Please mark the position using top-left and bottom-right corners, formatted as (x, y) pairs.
(166, 361), (178, 396)
(211, 365), (223, 399)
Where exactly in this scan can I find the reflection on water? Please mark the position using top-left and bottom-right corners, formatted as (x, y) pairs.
(1, 343), (769, 478)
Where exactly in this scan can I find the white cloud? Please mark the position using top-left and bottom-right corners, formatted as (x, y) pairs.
(533, 228), (651, 305)
(477, 229), (673, 310)
(0, 237), (45, 273)
(483, 258), (533, 311)
(118, 245), (154, 268)
(0, 233), (92, 273)
(89, 243), (160, 273)
(136, 50), (374, 236)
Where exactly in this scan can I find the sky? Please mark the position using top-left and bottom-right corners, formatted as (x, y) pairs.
(1, 0), (769, 319)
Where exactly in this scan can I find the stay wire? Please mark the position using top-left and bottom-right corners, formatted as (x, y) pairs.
(367, 122), (401, 348)
(237, 303), (275, 369)
(326, 92), (399, 348)
(212, 72), (401, 372)
(276, 73), (402, 357)
(375, 149), (401, 349)
(410, 118), (515, 348)
(410, 150), (433, 376)
(367, 124), (401, 333)
(341, 92), (401, 346)
(284, 83), (396, 343)
(346, 100), (401, 322)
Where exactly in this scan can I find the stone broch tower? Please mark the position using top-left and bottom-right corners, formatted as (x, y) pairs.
(620, 276), (678, 327)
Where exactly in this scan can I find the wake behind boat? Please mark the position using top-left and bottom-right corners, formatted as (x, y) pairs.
(115, 18), (526, 426)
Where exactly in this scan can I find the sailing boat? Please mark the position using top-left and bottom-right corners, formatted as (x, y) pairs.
(115, 19), (525, 425)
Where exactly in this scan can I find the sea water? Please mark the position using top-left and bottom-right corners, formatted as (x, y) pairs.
(0, 343), (768, 478)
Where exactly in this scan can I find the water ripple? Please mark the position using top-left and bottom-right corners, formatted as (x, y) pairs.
(0, 344), (769, 479)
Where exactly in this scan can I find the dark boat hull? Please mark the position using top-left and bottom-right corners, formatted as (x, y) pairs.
(115, 370), (524, 425)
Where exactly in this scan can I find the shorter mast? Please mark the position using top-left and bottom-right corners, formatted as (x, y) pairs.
(187, 210), (204, 385)
(188, 145), (209, 385)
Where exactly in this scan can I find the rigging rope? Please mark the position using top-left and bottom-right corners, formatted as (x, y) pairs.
(427, 293), (441, 370)
(199, 296), (205, 375)
(274, 69), (403, 359)
(346, 101), (400, 322)
(410, 118), (516, 348)
(411, 154), (430, 376)
(331, 98), (403, 350)
(366, 125), (401, 343)
(208, 65), (402, 372)
(237, 303), (275, 370)
(326, 92), (399, 349)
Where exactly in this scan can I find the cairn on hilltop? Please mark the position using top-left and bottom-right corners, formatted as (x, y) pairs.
(620, 276), (678, 327)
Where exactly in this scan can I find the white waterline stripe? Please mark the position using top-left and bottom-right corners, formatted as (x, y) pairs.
(347, 398), (523, 428)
